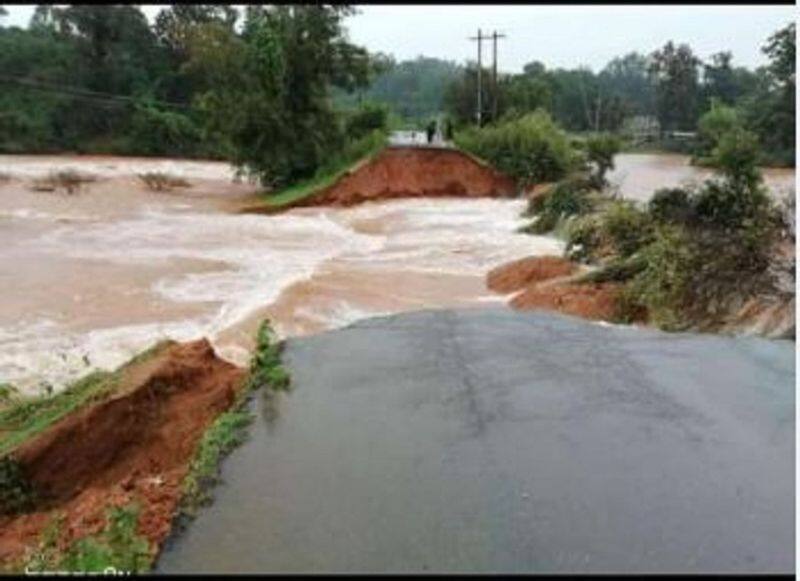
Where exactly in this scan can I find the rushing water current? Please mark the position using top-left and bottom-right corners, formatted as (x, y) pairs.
(0, 153), (794, 394)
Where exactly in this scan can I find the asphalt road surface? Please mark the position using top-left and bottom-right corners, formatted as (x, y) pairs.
(159, 308), (795, 574)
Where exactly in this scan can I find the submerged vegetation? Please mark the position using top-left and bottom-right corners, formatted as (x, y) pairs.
(138, 172), (191, 191)
(30, 170), (96, 194)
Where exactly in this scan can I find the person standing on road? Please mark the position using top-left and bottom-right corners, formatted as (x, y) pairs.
(426, 120), (435, 144)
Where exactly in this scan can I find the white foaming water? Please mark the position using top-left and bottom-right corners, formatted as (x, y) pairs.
(0, 155), (239, 181)
(2, 196), (559, 394)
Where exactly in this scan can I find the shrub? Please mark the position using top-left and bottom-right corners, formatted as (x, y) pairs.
(60, 504), (151, 573)
(565, 215), (603, 262)
(30, 170), (96, 194)
(585, 133), (622, 188)
(648, 187), (693, 224)
(625, 225), (695, 330)
(345, 102), (388, 140)
(454, 110), (578, 187)
(129, 104), (207, 158)
(600, 201), (653, 257)
(694, 101), (742, 163)
(526, 176), (593, 234)
(138, 172), (191, 191)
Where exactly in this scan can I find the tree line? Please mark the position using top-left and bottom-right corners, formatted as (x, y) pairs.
(0, 6), (794, 183)
(0, 4), (387, 187)
(442, 23), (794, 165)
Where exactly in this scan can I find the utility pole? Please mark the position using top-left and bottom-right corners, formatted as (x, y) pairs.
(469, 28), (484, 126)
(490, 31), (506, 122)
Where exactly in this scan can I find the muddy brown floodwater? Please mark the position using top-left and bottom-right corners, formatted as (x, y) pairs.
(0, 153), (794, 394)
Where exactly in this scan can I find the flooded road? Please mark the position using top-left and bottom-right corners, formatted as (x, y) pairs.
(157, 309), (795, 573)
(0, 155), (558, 393)
(0, 153), (794, 394)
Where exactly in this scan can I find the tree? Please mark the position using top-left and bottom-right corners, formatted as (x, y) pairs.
(702, 51), (737, 107)
(600, 52), (655, 119)
(154, 4), (237, 58)
(648, 41), (701, 131)
(443, 63), (486, 126)
(740, 22), (795, 165)
(585, 133), (622, 188)
(188, 5), (372, 186)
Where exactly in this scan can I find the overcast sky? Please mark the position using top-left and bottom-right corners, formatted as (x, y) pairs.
(1, 4), (794, 72)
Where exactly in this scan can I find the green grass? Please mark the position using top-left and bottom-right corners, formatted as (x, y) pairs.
(0, 341), (171, 458)
(261, 130), (388, 209)
(178, 320), (290, 518)
(0, 372), (116, 458)
(24, 503), (152, 574)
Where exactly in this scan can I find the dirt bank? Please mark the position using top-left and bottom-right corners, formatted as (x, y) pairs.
(298, 147), (517, 207)
(487, 256), (577, 294)
(0, 339), (244, 568)
(487, 255), (622, 322)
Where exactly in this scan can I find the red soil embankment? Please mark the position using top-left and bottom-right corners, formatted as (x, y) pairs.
(487, 256), (622, 322)
(301, 147), (517, 207)
(0, 339), (244, 566)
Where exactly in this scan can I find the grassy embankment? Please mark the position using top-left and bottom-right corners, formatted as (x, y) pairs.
(260, 129), (388, 209)
(0, 321), (290, 573)
(0, 342), (171, 458)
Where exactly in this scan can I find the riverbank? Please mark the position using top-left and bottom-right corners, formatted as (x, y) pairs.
(0, 322), (288, 573)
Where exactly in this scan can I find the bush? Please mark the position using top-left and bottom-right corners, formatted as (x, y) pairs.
(565, 215), (603, 261)
(625, 225), (695, 330)
(585, 133), (622, 188)
(137, 172), (191, 191)
(345, 102), (388, 140)
(694, 101), (742, 163)
(526, 176), (593, 234)
(454, 110), (578, 187)
(129, 104), (207, 158)
(648, 187), (693, 224)
(30, 170), (97, 194)
(600, 201), (653, 258)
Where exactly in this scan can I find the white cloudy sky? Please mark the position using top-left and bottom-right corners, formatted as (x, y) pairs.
(1, 4), (794, 72)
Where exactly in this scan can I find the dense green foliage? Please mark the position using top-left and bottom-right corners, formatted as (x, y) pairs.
(263, 128), (387, 208)
(454, 111), (577, 187)
(441, 22), (794, 166)
(185, 5), (375, 187)
(524, 176), (594, 234)
(585, 133), (622, 187)
(523, 116), (786, 330)
(0, 4), (383, 185)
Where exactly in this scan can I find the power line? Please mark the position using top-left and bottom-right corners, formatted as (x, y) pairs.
(0, 74), (192, 110)
(468, 29), (508, 126)
(468, 29), (484, 126)
(490, 31), (507, 122)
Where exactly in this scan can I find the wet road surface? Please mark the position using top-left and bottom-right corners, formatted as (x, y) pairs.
(158, 308), (795, 574)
